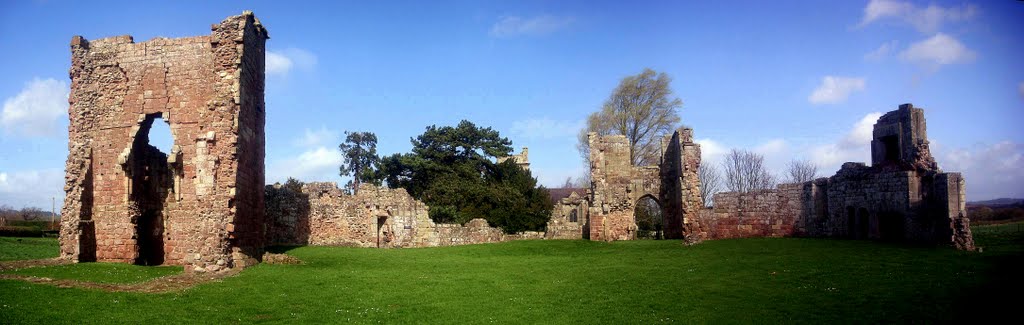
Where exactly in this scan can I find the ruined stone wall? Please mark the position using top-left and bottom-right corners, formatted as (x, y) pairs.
(545, 191), (588, 240)
(586, 129), (701, 242)
(497, 147), (530, 170)
(60, 12), (269, 272)
(698, 104), (974, 250)
(694, 183), (806, 240)
(265, 183), (544, 248)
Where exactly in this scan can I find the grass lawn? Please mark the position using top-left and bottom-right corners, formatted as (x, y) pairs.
(1, 223), (1021, 324)
(0, 237), (58, 261)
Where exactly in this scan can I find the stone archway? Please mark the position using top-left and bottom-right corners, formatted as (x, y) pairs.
(586, 129), (703, 242)
(634, 194), (663, 239)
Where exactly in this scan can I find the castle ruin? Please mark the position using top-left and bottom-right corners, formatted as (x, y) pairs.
(57, 12), (974, 272)
(693, 104), (974, 249)
(59, 12), (269, 272)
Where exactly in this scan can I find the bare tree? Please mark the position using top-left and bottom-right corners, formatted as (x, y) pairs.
(561, 177), (574, 188)
(786, 159), (819, 183)
(698, 164), (723, 208)
(577, 68), (683, 167)
(19, 207), (44, 221)
(722, 149), (776, 193)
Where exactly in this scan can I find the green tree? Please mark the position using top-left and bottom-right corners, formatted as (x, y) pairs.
(379, 120), (552, 233)
(338, 131), (382, 193)
(577, 68), (683, 166)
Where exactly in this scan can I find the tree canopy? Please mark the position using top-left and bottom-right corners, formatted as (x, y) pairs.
(379, 120), (552, 233)
(578, 68), (683, 166)
(338, 131), (382, 193)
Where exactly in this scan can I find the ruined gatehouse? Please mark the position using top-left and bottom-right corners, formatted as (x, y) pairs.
(59, 12), (269, 272)
(585, 129), (705, 241)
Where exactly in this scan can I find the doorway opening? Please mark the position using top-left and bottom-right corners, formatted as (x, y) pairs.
(130, 114), (173, 266)
(634, 195), (663, 239)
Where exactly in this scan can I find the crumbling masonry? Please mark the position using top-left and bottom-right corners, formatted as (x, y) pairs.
(59, 12), (269, 272)
(693, 104), (974, 250)
(265, 183), (544, 248)
(586, 129), (704, 241)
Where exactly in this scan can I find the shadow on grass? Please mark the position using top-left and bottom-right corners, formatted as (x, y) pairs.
(265, 245), (306, 254)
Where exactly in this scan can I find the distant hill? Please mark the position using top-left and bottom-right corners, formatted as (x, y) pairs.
(967, 198), (1024, 207)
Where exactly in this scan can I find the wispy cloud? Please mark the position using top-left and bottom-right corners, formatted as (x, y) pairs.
(808, 76), (866, 105)
(266, 48), (318, 76)
(808, 112), (883, 171)
(509, 118), (583, 140)
(1, 78), (68, 137)
(1017, 82), (1023, 98)
(864, 40), (898, 61)
(0, 168), (65, 209)
(899, 33), (976, 67)
(490, 15), (575, 38)
(267, 128), (345, 184)
(939, 141), (1024, 200)
(294, 127), (340, 148)
(858, 0), (978, 33)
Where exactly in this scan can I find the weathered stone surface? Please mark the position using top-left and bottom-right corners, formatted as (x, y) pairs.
(59, 12), (269, 272)
(545, 188), (587, 239)
(586, 129), (702, 242)
(695, 104), (975, 250)
(497, 147), (530, 170)
(265, 183), (544, 248)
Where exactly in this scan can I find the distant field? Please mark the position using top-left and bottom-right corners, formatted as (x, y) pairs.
(1, 223), (1021, 324)
(0, 237), (58, 261)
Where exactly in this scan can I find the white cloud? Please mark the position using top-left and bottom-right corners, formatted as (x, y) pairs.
(755, 139), (787, 156)
(510, 118), (583, 140)
(265, 48), (317, 76)
(696, 138), (728, 167)
(858, 0), (978, 33)
(267, 147), (344, 184)
(864, 40), (898, 61)
(0, 169), (65, 210)
(698, 138), (790, 175)
(809, 112), (883, 171)
(268, 127), (345, 184)
(939, 141), (1024, 200)
(899, 33), (976, 67)
(265, 52), (292, 75)
(490, 15), (575, 38)
(808, 76), (866, 105)
(1, 78), (68, 137)
(294, 127), (339, 148)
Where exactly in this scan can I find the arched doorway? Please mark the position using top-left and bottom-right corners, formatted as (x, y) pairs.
(634, 195), (664, 239)
(129, 114), (174, 266)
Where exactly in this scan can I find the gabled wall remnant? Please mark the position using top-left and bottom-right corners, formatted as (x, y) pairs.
(545, 188), (588, 239)
(695, 104), (974, 250)
(59, 12), (269, 272)
(586, 129), (703, 241)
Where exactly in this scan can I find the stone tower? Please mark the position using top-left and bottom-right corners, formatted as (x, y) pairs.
(59, 12), (269, 272)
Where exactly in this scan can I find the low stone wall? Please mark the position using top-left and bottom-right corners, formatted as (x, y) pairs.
(696, 164), (974, 250)
(266, 182), (545, 248)
(693, 183), (805, 240)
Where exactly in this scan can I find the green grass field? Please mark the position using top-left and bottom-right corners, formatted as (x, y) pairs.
(1, 224), (1021, 324)
(0, 237), (59, 261)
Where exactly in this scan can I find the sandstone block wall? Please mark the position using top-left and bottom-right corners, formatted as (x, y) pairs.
(587, 129), (702, 242)
(265, 183), (544, 248)
(59, 12), (269, 272)
(545, 189), (587, 240)
(697, 104), (974, 250)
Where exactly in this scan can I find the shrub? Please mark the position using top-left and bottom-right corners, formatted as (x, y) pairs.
(0, 226), (44, 237)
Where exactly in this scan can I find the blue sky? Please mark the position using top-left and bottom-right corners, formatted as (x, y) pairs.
(1, 0), (1022, 209)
